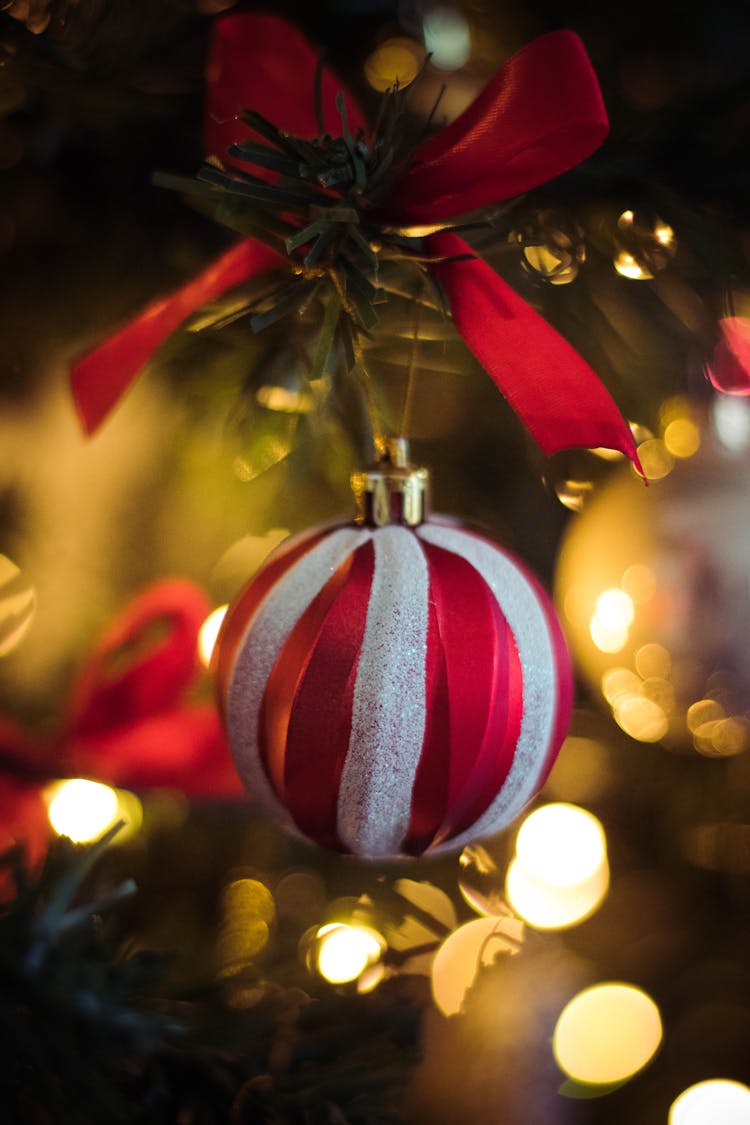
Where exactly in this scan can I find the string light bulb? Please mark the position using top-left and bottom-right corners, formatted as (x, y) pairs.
(46, 778), (122, 843)
(314, 923), (385, 985)
(669, 1079), (750, 1124)
(553, 983), (662, 1085)
(505, 803), (609, 929)
(198, 604), (228, 668)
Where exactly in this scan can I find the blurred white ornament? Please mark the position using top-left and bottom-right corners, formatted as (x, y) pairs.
(431, 915), (523, 1016)
(555, 407), (750, 754)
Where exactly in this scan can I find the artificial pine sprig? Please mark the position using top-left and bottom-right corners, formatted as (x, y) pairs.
(153, 76), (470, 447)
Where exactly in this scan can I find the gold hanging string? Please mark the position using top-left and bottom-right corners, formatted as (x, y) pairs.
(327, 268), (385, 454)
(400, 282), (423, 439)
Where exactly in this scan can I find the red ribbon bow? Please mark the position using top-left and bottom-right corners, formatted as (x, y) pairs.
(70, 12), (640, 470)
(0, 579), (242, 868)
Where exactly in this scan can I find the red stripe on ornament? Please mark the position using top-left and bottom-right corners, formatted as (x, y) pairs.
(448, 610), (524, 839)
(213, 528), (332, 716)
(413, 542), (523, 849)
(261, 540), (375, 850)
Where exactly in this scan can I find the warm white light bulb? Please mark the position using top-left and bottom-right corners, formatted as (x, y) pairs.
(553, 983), (662, 1085)
(515, 803), (607, 886)
(316, 924), (383, 984)
(47, 778), (120, 843)
(669, 1079), (750, 1125)
(198, 605), (228, 668)
(506, 803), (609, 930)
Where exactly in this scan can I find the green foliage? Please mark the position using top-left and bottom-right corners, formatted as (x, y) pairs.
(0, 831), (422, 1124)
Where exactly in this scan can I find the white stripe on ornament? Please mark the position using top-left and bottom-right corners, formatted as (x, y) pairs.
(417, 524), (558, 853)
(225, 526), (370, 833)
(337, 526), (429, 857)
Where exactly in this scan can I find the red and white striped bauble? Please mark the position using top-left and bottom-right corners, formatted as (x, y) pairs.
(214, 505), (573, 859)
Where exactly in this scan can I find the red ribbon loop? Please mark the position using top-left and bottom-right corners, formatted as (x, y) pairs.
(0, 580), (243, 858)
(385, 30), (609, 225)
(205, 11), (368, 166)
(69, 12), (640, 471)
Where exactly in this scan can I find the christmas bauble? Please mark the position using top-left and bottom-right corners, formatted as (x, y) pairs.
(554, 399), (750, 754)
(215, 441), (572, 858)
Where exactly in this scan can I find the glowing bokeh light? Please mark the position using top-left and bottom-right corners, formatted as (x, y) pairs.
(712, 395), (750, 452)
(664, 417), (701, 458)
(621, 564), (657, 604)
(635, 641), (671, 679)
(316, 923), (384, 984)
(431, 916), (523, 1016)
(601, 666), (641, 704)
(515, 803), (606, 886)
(589, 617), (629, 653)
(506, 804), (609, 930)
(218, 878), (275, 975)
(687, 698), (724, 731)
(364, 37), (423, 91)
(553, 983), (662, 1085)
(47, 778), (120, 843)
(596, 588), (635, 625)
(198, 604), (228, 668)
(422, 6), (471, 70)
(637, 437), (675, 480)
(554, 476), (595, 512)
(613, 695), (669, 742)
(669, 1080), (750, 1125)
(654, 221), (675, 247)
(589, 588), (634, 653)
(614, 250), (653, 280)
(505, 856), (609, 930)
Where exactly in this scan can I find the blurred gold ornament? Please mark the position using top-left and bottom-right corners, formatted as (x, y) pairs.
(555, 403), (750, 753)
(509, 209), (585, 285)
(614, 209), (676, 280)
(430, 915), (524, 1016)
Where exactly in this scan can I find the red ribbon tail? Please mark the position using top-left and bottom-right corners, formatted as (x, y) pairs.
(429, 233), (642, 472)
(70, 239), (284, 434)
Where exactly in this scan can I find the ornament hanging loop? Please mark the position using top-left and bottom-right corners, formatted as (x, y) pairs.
(351, 436), (430, 528)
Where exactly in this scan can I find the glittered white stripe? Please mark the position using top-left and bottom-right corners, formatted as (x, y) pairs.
(337, 526), (429, 857)
(417, 524), (557, 853)
(225, 526), (371, 830)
